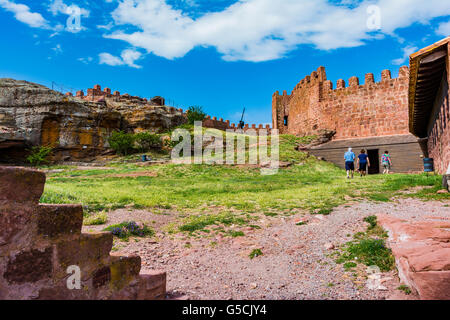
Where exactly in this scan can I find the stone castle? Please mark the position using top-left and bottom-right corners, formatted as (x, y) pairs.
(272, 66), (410, 139)
(272, 66), (424, 173)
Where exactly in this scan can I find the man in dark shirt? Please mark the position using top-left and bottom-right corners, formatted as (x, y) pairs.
(357, 149), (370, 177)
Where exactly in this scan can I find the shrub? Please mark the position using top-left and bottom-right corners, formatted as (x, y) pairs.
(108, 131), (135, 155)
(186, 105), (206, 125)
(27, 145), (53, 166)
(135, 132), (162, 152)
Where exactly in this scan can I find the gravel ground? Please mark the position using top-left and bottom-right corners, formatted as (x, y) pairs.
(84, 198), (450, 300)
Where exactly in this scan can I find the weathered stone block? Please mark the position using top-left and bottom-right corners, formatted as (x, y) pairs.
(56, 232), (113, 273)
(109, 254), (141, 290)
(411, 271), (450, 300)
(37, 204), (83, 238)
(4, 247), (53, 284)
(137, 270), (166, 300)
(93, 266), (111, 289)
(0, 167), (45, 203)
(0, 203), (36, 246)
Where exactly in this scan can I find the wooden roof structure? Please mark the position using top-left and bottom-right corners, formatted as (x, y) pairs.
(310, 134), (418, 150)
(409, 37), (449, 138)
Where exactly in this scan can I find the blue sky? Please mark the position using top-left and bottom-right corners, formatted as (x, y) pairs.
(0, 0), (449, 125)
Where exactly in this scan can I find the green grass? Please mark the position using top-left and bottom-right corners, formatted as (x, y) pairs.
(364, 216), (378, 229)
(344, 239), (394, 272)
(249, 249), (263, 259)
(178, 212), (250, 233)
(228, 230), (245, 237)
(40, 134), (447, 219)
(397, 285), (412, 295)
(83, 212), (108, 226)
(336, 216), (395, 272)
(343, 262), (357, 271)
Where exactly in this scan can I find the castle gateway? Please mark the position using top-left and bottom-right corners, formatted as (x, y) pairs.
(272, 66), (424, 173)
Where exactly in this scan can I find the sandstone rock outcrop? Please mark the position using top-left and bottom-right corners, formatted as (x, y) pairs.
(378, 214), (450, 300)
(0, 166), (166, 300)
(0, 79), (186, 162)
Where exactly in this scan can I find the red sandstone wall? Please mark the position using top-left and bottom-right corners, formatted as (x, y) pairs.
(428, 47), (450, 175)
(273, 66), (410, 140)
(75, 84), (166, 106)
(203, 116), (271, 134)
(0, 167), (166, 300)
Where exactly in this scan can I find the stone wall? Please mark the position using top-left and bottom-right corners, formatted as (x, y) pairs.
(74, 84), (165, 106)
(427, 50), (450, 175)
(0, 166), (166, 300)
(203, 116), (272, 134)
(428, 90), (450, 175)
(273, 66), (410, 140)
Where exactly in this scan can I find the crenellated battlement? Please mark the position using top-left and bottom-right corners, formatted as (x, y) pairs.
(284, 66), (410, 94)
(203, 116), (272, 133)
(273, 65), (411, 139)
(71, 84), (167, 107)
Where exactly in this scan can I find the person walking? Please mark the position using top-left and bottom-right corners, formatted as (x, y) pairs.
(344, 147), (356, 179)
(357, 149), (370, 177)
(381, 151), (392, 174)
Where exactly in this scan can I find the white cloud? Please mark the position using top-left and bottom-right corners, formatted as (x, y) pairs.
(104, 0), (450, 62)
(49, 0), (90, 16)
(78, 56), (94, 64)
(97, 21), (114, 30)
(0, 0), (49, 28)
(437, 21), (450, 36)
(52, 43), (63, 54)
(99, 52), (124, 66)
(391, 45), (418, 65)
(99, 49), (143, 68)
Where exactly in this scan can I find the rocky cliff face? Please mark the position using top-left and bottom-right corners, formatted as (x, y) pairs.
(0, 79), (186, 162)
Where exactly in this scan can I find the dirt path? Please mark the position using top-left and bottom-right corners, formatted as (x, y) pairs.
(84, 198), (450, 300)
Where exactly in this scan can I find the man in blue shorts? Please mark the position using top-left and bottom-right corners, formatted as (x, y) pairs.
(344, 147), (356, 179)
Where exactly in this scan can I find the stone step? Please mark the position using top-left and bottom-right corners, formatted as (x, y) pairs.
(109, 253), (142, 290)
(0, 166), (46, 203)
(37, 204), (83, 239)
(137, 270), (167, 300)
(55, 232), (113, 280)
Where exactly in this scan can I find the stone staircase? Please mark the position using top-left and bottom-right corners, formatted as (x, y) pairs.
(0, 166), (166, 300)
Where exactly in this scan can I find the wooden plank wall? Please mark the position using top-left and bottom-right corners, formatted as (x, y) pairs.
(309, 142), (424, 173)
